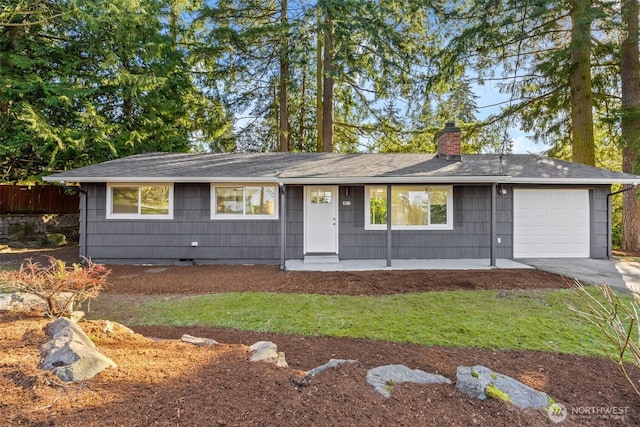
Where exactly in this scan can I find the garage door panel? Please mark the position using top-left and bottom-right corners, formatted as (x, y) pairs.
(513, 189), (590, 258)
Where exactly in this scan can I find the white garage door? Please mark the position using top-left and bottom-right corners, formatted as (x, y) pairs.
(513, 189), (590, 258)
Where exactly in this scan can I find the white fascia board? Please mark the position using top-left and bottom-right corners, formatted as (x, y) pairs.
(43, 176), (280, 183)
(279, 176), (511, 185)
(509, 177), (640, 185)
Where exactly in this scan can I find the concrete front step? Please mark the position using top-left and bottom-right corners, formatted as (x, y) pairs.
(304, 255), (340, 264)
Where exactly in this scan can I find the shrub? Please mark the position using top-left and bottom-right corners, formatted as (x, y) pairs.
(0, 257), (110, 318)
(568, 281), (640, 396)
(42, 233), (67, 247)
(8, 222), (36, 242)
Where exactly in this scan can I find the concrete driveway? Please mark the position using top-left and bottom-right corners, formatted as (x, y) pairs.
(517, 258), (640, 294)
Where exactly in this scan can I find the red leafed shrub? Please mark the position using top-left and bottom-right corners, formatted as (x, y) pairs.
(0, 257), (110, 317)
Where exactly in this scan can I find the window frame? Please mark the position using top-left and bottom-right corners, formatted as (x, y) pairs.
(364, 185), (453, 231)
(210, 183), (279, 220)
(106, 183), (174, 220)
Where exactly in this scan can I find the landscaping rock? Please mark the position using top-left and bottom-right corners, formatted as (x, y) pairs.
(306, 359), (359, 377)
(181, 334), (218, 346)
(102, 320), (134, 335)
(41, 318), (116, 382)
(0, 293), (47, 313)
(456, 365), (553, 410)
(70, 310), (85, 323)
(366, 364), (452, 398)
(0, 292), (75, 315)
(249, 341), (288, 367)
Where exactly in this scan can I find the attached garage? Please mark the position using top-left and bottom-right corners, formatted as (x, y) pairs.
(513, 189), (590, 258)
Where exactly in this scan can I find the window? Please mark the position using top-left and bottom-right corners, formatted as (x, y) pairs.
(364, 185), (453, 230)
(211, 184), (278, 219)
(107, 184), (173, 219)
(311, 190), (332, 204)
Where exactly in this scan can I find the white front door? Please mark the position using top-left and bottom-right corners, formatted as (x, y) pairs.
(305, 186), (338, 254)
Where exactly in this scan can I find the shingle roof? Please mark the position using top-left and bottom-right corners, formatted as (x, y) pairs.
(43, 152), (640, 185)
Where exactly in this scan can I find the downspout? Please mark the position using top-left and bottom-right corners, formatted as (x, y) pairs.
(279, 182), (287, 270)
(490, 183), (497, 267)
(386, 184), (392, 268)
(606, 183), (637, 259)
(60, 182), (88, 261)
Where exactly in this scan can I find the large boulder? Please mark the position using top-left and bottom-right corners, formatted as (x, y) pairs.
(366, 364), (452, 398)
(41, 318), (117, 382)
(456, 365), (554, 410)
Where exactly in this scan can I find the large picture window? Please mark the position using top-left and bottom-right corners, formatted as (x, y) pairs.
(364, 185), (453, 230)
(211, 184), (278, 219)
(107, 184), (173, 219)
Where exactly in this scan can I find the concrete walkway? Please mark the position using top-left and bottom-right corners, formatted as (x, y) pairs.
(285, 258), (532, 272)
(517, 258), (640, 294)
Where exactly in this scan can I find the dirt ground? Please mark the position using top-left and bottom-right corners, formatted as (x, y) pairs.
(2, 246), (640, 426)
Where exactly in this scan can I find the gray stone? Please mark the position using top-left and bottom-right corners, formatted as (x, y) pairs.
(101, 320), (134, 335)
(181, 334), (218, 346)
(366, 364), (452, 398)
(70, 310), (85, 323)
(249, 341), (288, 367)
(102, 320), (115, 334)
(41, 318), (116, 382)
(456, 365), (554, 410)
(0, 292), (47, 312)
(275, 352), (288, 368)
(0, 292), (75, 315)
(306, 359), (358, 377)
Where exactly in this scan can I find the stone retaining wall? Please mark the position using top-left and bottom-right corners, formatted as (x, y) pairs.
(0, 214), (79, 239)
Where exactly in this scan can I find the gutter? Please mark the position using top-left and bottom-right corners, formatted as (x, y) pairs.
(44, 174), (640, 186)
(606, 183), (638, 259)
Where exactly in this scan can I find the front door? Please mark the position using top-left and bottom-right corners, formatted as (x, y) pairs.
(305, 186), (338, 254)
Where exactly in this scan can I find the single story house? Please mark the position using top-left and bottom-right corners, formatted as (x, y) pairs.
(44, 123), (640, 268)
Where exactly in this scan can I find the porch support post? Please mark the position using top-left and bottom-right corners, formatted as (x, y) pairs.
(490, 183), (497, 267)
(386, 184), (392, 267)
(279, 183), (286, 270)
(79, 189), (87, 259)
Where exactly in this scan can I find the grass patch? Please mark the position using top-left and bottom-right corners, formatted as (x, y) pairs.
(90, 288), (635, 358)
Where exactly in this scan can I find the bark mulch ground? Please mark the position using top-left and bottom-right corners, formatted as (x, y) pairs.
(1, 246), (639, 426)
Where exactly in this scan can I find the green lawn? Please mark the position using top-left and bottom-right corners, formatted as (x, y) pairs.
(90, 288), (636, 358)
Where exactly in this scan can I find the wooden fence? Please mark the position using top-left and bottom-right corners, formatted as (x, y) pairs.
(0, 185), (80, 214)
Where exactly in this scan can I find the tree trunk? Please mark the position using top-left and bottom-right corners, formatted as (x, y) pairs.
(278, 0), (289, 152)
(621, 0), (640, 252)
(316, 6), (323, 152)
(321, 7), (334, 152)
(299, 71), (306, 151)
(569, 0), (595, 166)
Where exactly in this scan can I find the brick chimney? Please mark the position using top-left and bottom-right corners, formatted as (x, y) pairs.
(437, 122), (461, 161)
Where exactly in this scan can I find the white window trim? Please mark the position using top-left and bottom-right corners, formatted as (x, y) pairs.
(106, 183), (174, 220)
(364, 185), (454, 230)
(210, 183), (279, 220)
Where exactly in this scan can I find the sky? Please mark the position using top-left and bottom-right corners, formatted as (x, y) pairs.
(472, 83), (543, 155)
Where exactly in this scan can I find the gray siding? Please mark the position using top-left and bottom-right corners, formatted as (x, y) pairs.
(81, 182), (611, 264)
(285, 186), (304, 259)
(84, 183), (281, 264)
(338, 185), (499, 260)
(591, 185), (610, 259)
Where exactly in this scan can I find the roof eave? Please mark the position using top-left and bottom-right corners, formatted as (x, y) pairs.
(508, 178), (640, 185)
(42, 176), (281, 183)
(279, 176), (510, 184)
(43, 175), (639, 185)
